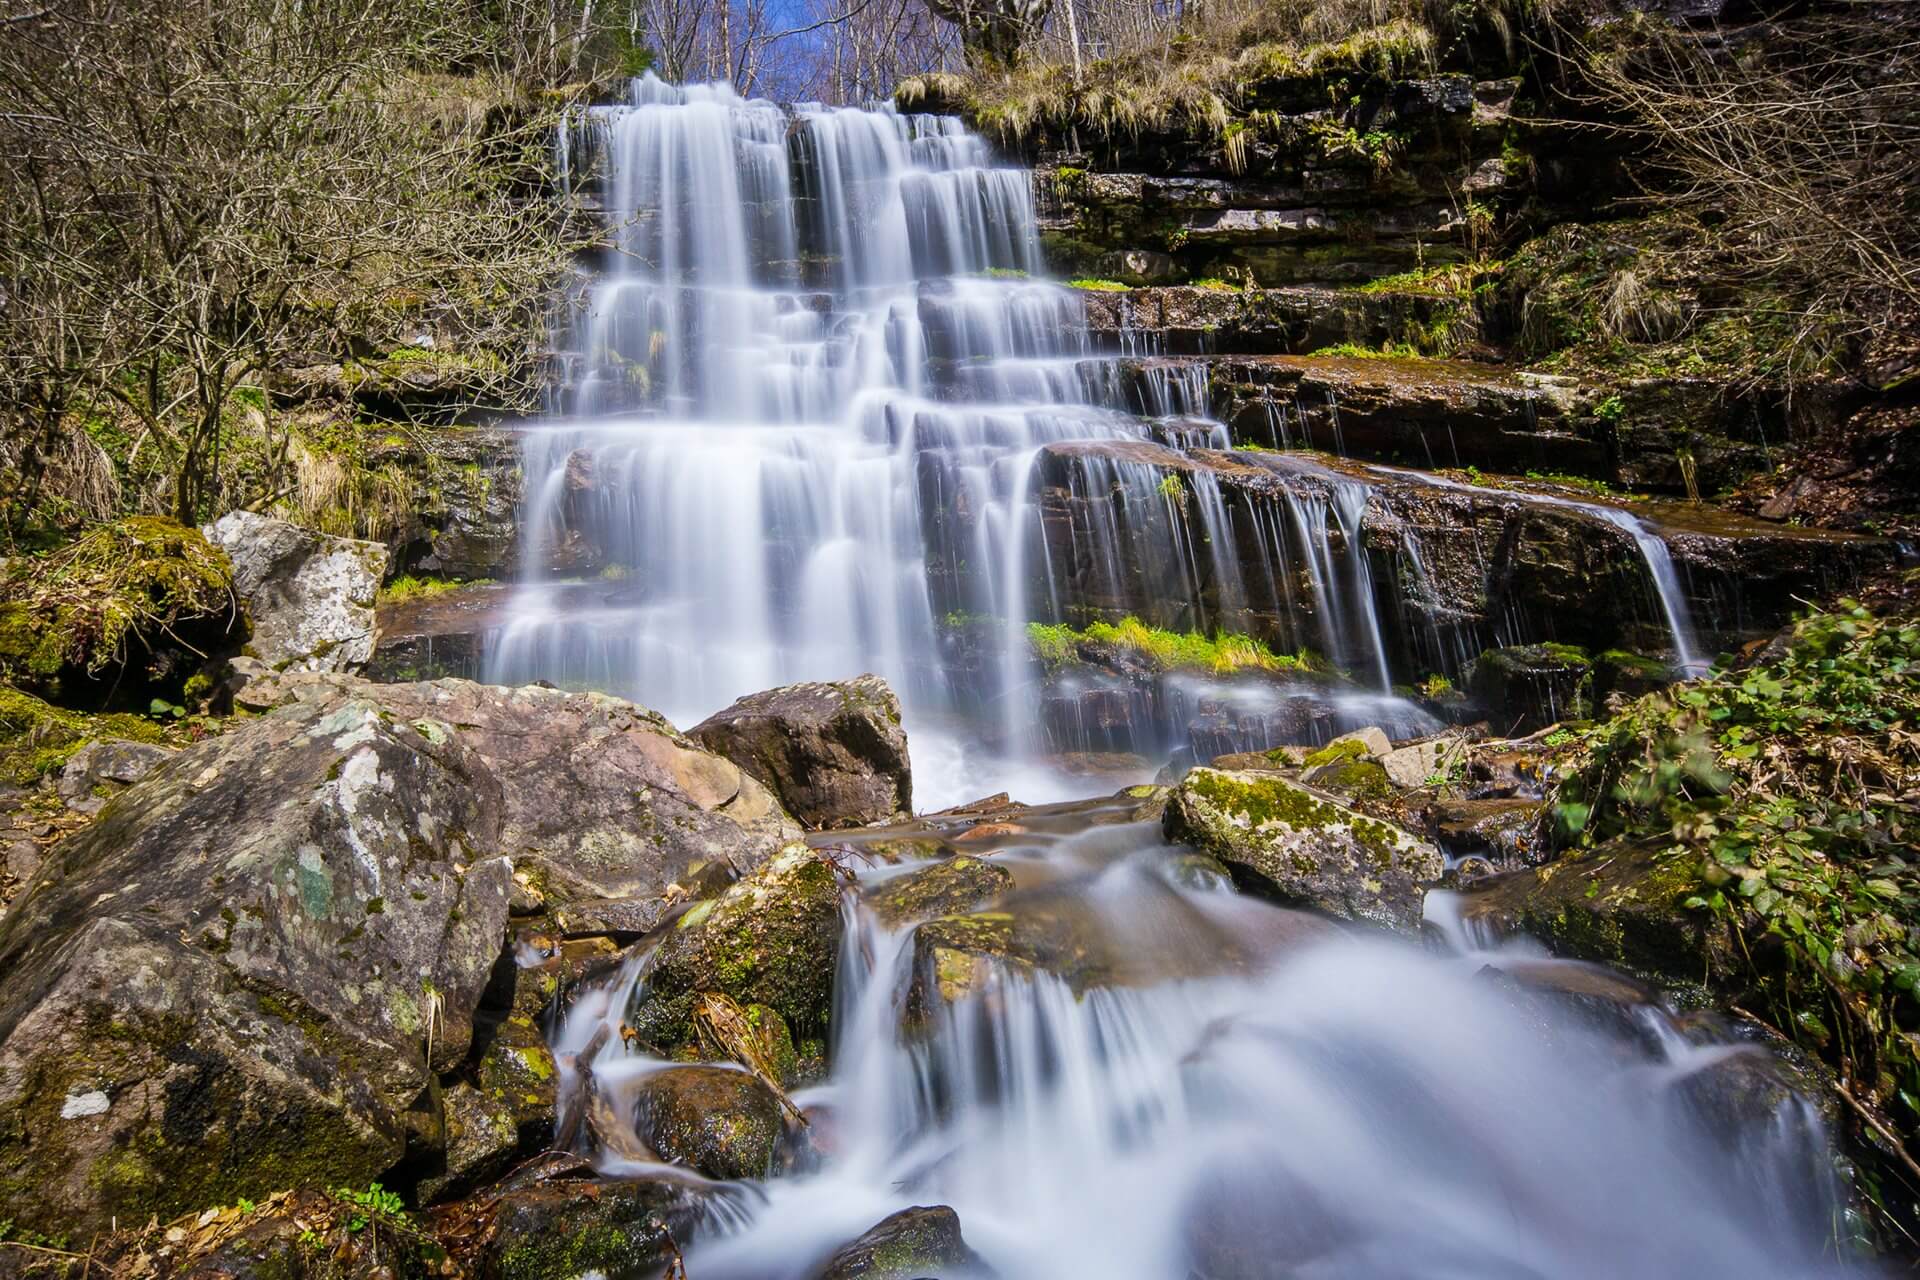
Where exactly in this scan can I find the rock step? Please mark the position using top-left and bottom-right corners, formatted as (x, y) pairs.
(1078, 285), (1459, 357)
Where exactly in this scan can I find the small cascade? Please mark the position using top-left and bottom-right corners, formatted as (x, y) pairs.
(550, 804), (1849, 1279)
(1379, 468), (1711, 675)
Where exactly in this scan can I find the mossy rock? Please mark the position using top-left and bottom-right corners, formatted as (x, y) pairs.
(0, 683), (170, 787)
(625, 843), (844, 1053)
(1299, 758), (1393, 804)
(867, 856), (1014, 929)
(1163, 768), (1442, 931)
(460, 1176), (713, 1280)
(1467, 643), (1594, 732)
(0, 517), (234, 691)
(631, 1065), (783, 1181)
(1453, 837), (1737, 993)
(817, 1204), (990, 1280)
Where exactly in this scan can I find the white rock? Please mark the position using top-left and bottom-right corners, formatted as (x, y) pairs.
(60, 1089), (110, 1119)
(203, 511), (388, 674)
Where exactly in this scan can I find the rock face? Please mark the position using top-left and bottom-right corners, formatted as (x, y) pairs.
(203, 510), (388, 672)
(0, 669), (800, 1234)
(633, 1065), (784, 1180)
(691, 675), (912, 829)
(816, 1204), (990, 1280)
(0, 696), (514, 1233)
(1163, 767), (1443, 930)
(229, 667), (800, 908)
(626, 843), (845, 1057)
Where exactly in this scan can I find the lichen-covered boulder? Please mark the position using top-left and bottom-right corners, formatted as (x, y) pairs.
(816, 1204), (992, 1280)
(225, 667), (801, 906)
(633, 1065), (784, 1180)
(690, 675), (912, 829)
(0, 697), (514, 1234)
(1163, 768), (1443, 930)
(626, 843), (845, 1057)
(203, 510), (387, 673)
(867, 855), (1013, 929)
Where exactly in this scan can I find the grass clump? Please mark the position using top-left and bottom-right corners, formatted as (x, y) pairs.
(1067, 278), (1130, 292)
(376, 574), (489, 606)
(0, 518), (232, 684)
(1028, 615), (1311, 677)
(1309, 341), (1423, 359)
(1552, 603), (1920, 1197)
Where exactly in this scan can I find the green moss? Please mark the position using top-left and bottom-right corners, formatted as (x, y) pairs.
(1185, 769), (1402, 863)
(1026, 615), (1310, 677)
(377, 573), (492, 605)
(0, 683), (170, 786)
(0, 518), (232, 684)
(1302, 738), (1367, 767)
(1066, 278), (1130, 291)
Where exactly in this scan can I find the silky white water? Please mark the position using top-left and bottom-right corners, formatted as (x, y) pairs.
(487, 76), (1453, 805)
(550, 799), (1852, 1279)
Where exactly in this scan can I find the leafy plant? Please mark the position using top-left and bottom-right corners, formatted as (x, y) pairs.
(1552, 603), (1920, 1147)
(334, 1182), (407, 1234)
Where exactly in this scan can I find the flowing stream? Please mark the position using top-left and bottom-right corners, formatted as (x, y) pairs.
(550, 799), (1850, 1278)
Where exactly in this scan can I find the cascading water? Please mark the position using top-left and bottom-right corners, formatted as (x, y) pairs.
(549, 798), (1853, 1279)
(488, 77), (1437, 801)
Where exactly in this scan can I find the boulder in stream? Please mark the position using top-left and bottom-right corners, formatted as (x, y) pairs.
(816, 1204), (992, 1280)
(867, 855), (1014, 928)
(626, 842), (845, 1058)
(202, 509), (388, 673)
(1163, 767), (1443, 930)
(633, 1064), (785, 1180)
(691, 674), (912, 829)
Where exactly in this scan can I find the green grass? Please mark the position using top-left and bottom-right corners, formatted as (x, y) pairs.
(1028, 615), (1312, 677)
(1067, 278), (1131, 292)
(376, 573), (491, 605)
(1309, 341), (1423, 359)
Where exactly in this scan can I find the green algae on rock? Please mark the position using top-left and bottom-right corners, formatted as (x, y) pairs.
(816, 1204), (992, 1280)
(1163, 767), (1442, 929)
(867, 855), (1014, 929)
(625, 842), (845, 1055)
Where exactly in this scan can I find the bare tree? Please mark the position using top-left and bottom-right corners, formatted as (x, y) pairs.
(0, 0), (574, 529)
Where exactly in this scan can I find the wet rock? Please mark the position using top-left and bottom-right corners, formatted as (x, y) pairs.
(633, 1065), (784, 1180)
(1473, 956), (1669, 1053)
(1467, 643), (1593, 734)
(1430, 796), (1546, 865)
(0, 697), (514, 1234)
(419, 959), (560, 1204)
(202, 509), (387, 673)
(868, 855), (1014, 929)
(626, 843), (844, 1055)
(223, 667), (800, 906)
(1163, 768), (1443, 930)
(816, 1204), (991, 1280)
(447, 1173), (714, 1280)
(690, 674), (912, 830)
(1299, 758), (1393, 804)
(54, 737), (176, 814)
(1454, 839), (1738, 990)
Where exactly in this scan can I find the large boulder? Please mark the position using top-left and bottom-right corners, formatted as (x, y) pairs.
(816, 1205), (991, 1280)
(626, 843), (845, 1059)
(203, 510), (387, 673)
(0, 670), (800, 1235)
(443, 1166), (718, 1280)
(228, 667), (801, 907)
(1163, 768), (1443, 930)
(0, 696), (514, 1233)
(690, 675), (912, 829)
